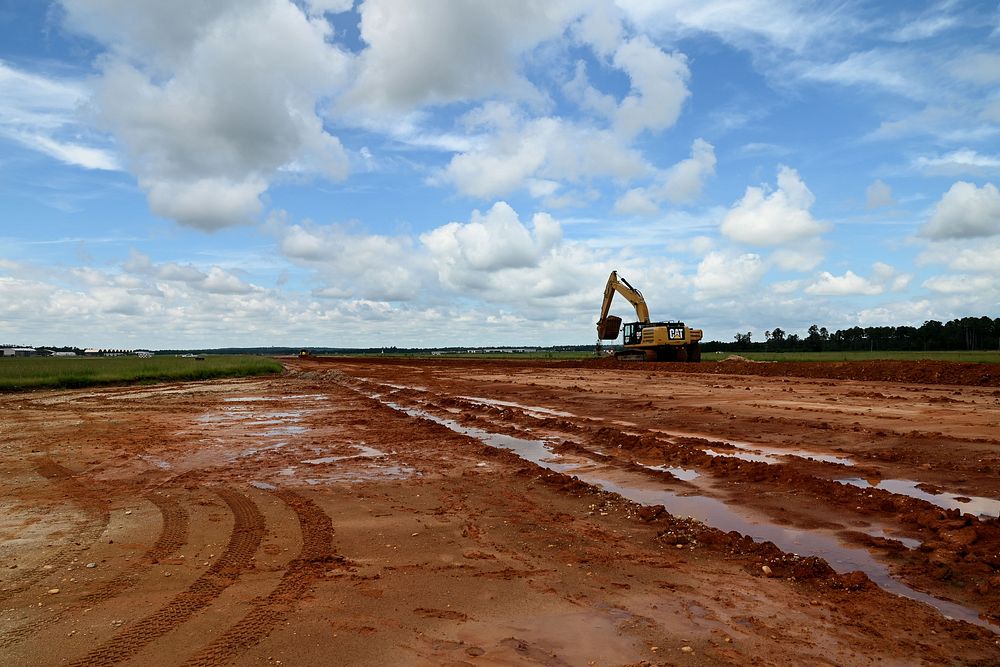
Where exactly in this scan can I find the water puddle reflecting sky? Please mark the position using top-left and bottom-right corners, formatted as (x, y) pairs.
(837, 478), (1000, 519)
(372, 394), (995, 633)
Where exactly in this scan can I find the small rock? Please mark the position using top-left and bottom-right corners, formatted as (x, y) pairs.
(761, 565), (773, 577)
(47, 588), (60, 594)
(681, 646), (694, 653)
(124, 510), (132, 515)
(86, 563), (97, 569)
(164, 572), (172, 577)
(42, 565), (53, 570)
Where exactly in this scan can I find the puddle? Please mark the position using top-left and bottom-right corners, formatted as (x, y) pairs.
(258, 425), (307, 436)
(302, 444), (386, 465)
(139, 455), (171, 470)
(303, 464), (418, 484)
(865, 527), (921, 549)
(459, 395), (576, 418)
(651, 429), (855, 466)
(837, 478), (1000, 519)
(380, 382), (428, 392)
(375, 396), (996, 633)
(225, 394), (327, 402)
(196, 409), (302, 425)
(234, 441), (288, 459)
(703, 448), (779, 464)
(249, 480), (276, 490)
(642, 464), (701, 481)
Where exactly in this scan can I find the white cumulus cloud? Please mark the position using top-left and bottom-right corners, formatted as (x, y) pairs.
(421, 201), (562, 289)
(721, 166), (827, 246)
(342, 0), (583, 112)
(920, 181), (1000, 239)
(804, 262), (909, 296)
(692, 251), (766, 299)
(614, 138), (715, 214)
(62, 0), (351, 230)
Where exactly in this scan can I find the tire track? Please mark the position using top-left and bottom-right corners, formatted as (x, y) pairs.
(67, 488), (265, 667)
(181, 489), (343, 667)
(0, 492), (189, 649)
(0, 459), (111, 603)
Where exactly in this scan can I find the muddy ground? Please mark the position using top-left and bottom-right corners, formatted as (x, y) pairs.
(1, 357), (998, 666)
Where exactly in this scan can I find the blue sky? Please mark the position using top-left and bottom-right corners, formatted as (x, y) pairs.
(1, 0), (999, 349)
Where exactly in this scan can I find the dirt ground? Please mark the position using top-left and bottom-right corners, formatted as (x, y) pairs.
(1, 357), (999, 666)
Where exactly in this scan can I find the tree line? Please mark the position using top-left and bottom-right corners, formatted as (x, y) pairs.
(705, 316), (1000, 353)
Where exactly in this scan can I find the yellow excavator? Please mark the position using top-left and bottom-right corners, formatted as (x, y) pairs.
(596, 270), (702, 362)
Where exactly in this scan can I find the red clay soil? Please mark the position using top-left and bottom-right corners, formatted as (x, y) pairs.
(1, 357), (998, 665)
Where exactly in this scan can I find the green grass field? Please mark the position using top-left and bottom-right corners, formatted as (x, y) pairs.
(0, 355), (284, 392)
(709, 350), (1000, 363)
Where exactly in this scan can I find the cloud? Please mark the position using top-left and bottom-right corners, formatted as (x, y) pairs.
(922, 274), (995, 294)
(614, 138), (715, 214)
(121, 251), (259, 294)
(612, 36), (690, 137)
(917, 237), (1000, 273)
(63, 0), (351, 230)
(0, 61), (119, 170)
(797, 49), (924, 99)
(804, 263), (909, 296)
(692, 251), (766, 299)
(342, 0), (583, 112)
(920, 181), (1000, 239)
(720, 166), (827, 246)
(421, 201), (562, 289)
(948, 52), (1000, 85)
(276, 220), (423, 301)
(857, 300), (933, 326)
(439, 108), (650, 199)
(913, 149), (1000, 176)
(865, 179), (895, 209)
(616, 0), (842, 53)
(304, 0), (354, 15)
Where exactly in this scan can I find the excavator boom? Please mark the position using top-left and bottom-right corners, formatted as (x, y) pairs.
(597, 271), (650, 340)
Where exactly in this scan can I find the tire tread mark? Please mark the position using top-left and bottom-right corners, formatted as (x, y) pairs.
(0, 459), (111, 602)
(0, 492), (189, 649)
(67, 488), (264, 667)
(181, 489), (342, 667)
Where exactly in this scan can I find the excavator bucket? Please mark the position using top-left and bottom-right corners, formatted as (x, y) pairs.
(597, 315), (622, 340)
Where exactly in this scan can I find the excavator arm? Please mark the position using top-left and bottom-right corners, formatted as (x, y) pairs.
(596, 270), (650, 340)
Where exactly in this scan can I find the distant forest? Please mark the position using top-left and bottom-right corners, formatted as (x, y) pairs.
(707, 316), (1000, 353)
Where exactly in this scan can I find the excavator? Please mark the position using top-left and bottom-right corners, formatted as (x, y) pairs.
(596, 270), (702, 362)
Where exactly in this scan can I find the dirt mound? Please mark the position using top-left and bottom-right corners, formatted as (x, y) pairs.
(306, 355), (1000, 387)
(573, 358), (1000, 386)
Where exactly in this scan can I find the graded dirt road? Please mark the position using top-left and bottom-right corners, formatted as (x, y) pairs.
(1, 357), (998, 666)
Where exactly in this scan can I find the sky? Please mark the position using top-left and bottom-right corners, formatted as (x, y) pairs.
(1, 0), (999, 349)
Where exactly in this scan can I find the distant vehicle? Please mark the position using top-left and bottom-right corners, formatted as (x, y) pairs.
(298, 350), (312, 358)
(596, 270), (703, 362)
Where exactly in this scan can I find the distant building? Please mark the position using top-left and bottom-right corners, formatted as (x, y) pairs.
(51, 351), (77, 357)
(1, 347), (36, 357)
(82, 348), (136, 357)
(135, 350), (154, 358)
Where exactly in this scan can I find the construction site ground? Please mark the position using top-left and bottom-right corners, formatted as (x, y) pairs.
(2, 356), (999, 666)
